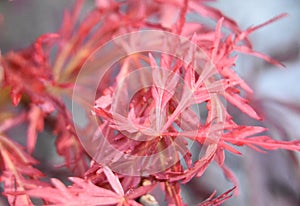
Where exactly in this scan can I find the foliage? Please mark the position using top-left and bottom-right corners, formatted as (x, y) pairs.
(0, 0), (296, 205)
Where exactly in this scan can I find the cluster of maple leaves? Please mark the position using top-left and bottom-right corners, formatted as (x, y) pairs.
(0, 0), (299, 205)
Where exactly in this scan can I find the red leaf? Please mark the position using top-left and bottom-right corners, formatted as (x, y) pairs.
(199, 187), (236, 206)
(224, 135), (300, 151)
(224, 125), (267, 139)
(10, 87), (22, 106)
(234, 45), (285, 68)
(125, 184), (157, 200)
(237, 13), (288, 42)
(27, 105), (44, 153)
(188, 2), (242, 35)
(103, 166), (125, 196)
(69, 177), (121, 198)
(212, 17), (223, 61)
(27, 177), (123, 205)
(224, 89), (261, 120)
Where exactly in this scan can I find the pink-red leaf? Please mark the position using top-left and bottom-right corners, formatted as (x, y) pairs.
(224, 89), (261, 120)
(199, 187), (236, 206)
(103, 166), (125, 196)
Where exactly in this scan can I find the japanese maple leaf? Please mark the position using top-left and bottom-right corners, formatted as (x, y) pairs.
(27, 166), (156, 206)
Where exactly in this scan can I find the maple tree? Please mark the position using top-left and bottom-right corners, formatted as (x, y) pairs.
(0, 0), (299, 205)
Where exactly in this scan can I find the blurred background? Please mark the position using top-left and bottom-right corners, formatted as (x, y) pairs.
(0, 0), (300, 205)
